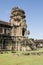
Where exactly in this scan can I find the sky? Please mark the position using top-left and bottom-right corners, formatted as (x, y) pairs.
(0, 0), (43, 39)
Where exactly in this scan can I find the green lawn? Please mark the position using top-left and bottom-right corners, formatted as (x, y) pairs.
(0, 49), (43, 65)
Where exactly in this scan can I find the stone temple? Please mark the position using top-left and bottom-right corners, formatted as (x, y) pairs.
(0, 7), (43, 51)
(10, 7), (28, 51)
(0, 7), (30, 51)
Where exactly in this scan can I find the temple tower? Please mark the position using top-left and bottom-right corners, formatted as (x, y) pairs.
(10, 7), (27, 37)
(10, 7), (27, 51)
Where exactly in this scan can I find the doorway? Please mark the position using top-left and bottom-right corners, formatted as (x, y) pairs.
(22, 28), (25, 36)
(3, 40), (6, 49)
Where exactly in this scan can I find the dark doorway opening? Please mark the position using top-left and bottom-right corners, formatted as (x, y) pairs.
(22, 28), (25, 36)
(3, 40), (6, 49)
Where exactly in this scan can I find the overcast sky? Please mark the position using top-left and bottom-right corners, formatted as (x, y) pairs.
(0, 0), (43, 39)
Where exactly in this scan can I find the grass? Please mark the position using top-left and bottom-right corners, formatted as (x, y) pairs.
(0, 48), (43, 65)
